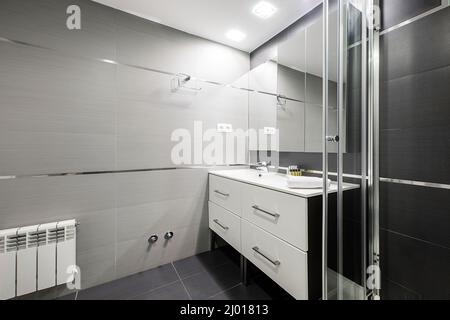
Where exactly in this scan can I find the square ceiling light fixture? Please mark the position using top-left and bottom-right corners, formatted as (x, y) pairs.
(226, 29), (246, 42)
(252, 1), (278, 19)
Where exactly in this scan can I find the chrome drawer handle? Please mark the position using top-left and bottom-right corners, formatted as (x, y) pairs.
(214, 190), (230, 197)
(252, 205), (280, 218)
(213, 219), (229, 230)
(252, 246), (280, 266)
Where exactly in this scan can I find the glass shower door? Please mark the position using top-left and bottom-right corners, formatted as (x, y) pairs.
(322, 0), (376, 300)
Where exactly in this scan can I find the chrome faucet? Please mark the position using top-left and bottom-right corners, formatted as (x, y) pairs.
(256, 161), (271, 173)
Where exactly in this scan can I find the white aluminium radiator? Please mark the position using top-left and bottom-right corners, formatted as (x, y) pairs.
(0, 219), (76, 300)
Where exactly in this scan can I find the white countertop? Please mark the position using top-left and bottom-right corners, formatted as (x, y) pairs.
(209, 169), (360, 198)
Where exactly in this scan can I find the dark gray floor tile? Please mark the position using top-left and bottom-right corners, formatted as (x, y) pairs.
(77, 263), (178, 300)
(173, 246), (239, 279)
(13, 285), (75, 300)
(56, 292), (77, 300)
(247, 274), (294, 300)
(210, 283), (271, 300)
(13, 287), (56, 300)
(182, 262), (241, 300)
(131, 281), (190, 300)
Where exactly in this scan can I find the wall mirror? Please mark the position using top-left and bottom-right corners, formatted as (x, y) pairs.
(276, 8), (345, 154)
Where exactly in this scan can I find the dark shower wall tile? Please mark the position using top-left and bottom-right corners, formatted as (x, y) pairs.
(346, 88), (362, 154)
(328, 215), (363, 286)
(380, 182), (450, 249)
(381, 279), (421, 300)
(380, 0), (442, 30)
(380, 229), (450, 300)
(279, 152), (362, 176)
(347, 45), (362, 91)
(379, 65), (450, 184)
(380, 7), (450, 81)
(380, 66), (450, 131)
(380, 125), (450, 184)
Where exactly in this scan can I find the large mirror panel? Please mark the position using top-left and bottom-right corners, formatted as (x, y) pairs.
(277, 29), (306, 153)
(248, 59), (279, 165)
(275, 8), (345, 154)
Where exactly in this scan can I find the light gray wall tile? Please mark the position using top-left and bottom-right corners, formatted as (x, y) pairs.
(115, 169), (208, 208)
(0, 43), (116, 175)
(76, 209), (116, 253)
(0, 174), (115, 229)
(77, 244), (116, 289)
(116, 196), (207, 243)
(115, 225), (199, 279)
(0, 0), (117, 60)
(113, 9), (249, 84)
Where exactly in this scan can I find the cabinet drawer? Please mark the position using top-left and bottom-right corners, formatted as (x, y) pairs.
(242, 183), (308, 251)
(209, 175), (242, 216)
(241, 220), (308, 300)
(209, 201), (241, 251)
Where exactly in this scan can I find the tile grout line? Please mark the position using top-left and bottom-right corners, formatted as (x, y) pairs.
(126, 279), (181, 300)
(384, 278), (422, 299)
(207, 283), (242, 300)
(172, 262), (193, 300)
(177, 260), (236, 282)
(381, 227), (450, 251)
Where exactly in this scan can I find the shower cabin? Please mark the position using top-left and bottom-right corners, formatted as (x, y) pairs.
(252, 0), (450, 300)
(247, 0), (380, 300)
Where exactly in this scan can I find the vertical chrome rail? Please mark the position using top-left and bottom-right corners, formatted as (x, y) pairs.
(360, 0), (368, 299)
(337, 0), (347, 301)
(321, 0), (329, 301)
(372, 0), (381, 299)
(368, 0), (381, 300)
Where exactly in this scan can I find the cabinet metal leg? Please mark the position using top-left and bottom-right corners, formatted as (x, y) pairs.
(210, 229), (217, 251)
(240, 255), (248, 286)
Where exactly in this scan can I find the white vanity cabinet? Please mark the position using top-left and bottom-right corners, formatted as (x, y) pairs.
(208, 170), (359, 300)
(209, 174), (243, 216)
(241, 183), (308, 252)
(208, 201), (241, 252)
(207, 172), (319, 300)
(241, 220), (309, 299)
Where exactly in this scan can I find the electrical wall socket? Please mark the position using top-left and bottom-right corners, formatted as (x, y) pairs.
(217, 123), (233, 133)
(263, 127), (276, 135)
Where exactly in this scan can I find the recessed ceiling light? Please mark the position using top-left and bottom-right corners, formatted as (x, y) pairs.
(226, 29), (246, 42)
(252, 1), (278, 19)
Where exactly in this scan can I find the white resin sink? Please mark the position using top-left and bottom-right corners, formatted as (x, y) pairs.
(286, 175), (330, 189)
(208, 169), (354, 198)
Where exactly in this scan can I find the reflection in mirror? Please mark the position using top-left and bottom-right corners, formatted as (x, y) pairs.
(248, 59), (279, 166)
(304, 8), (344, 153)
(276, 8), (346, 154)
(277, 28), (306, 153)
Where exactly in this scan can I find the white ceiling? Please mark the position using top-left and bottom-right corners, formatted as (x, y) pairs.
(92, 0), (322, 52)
